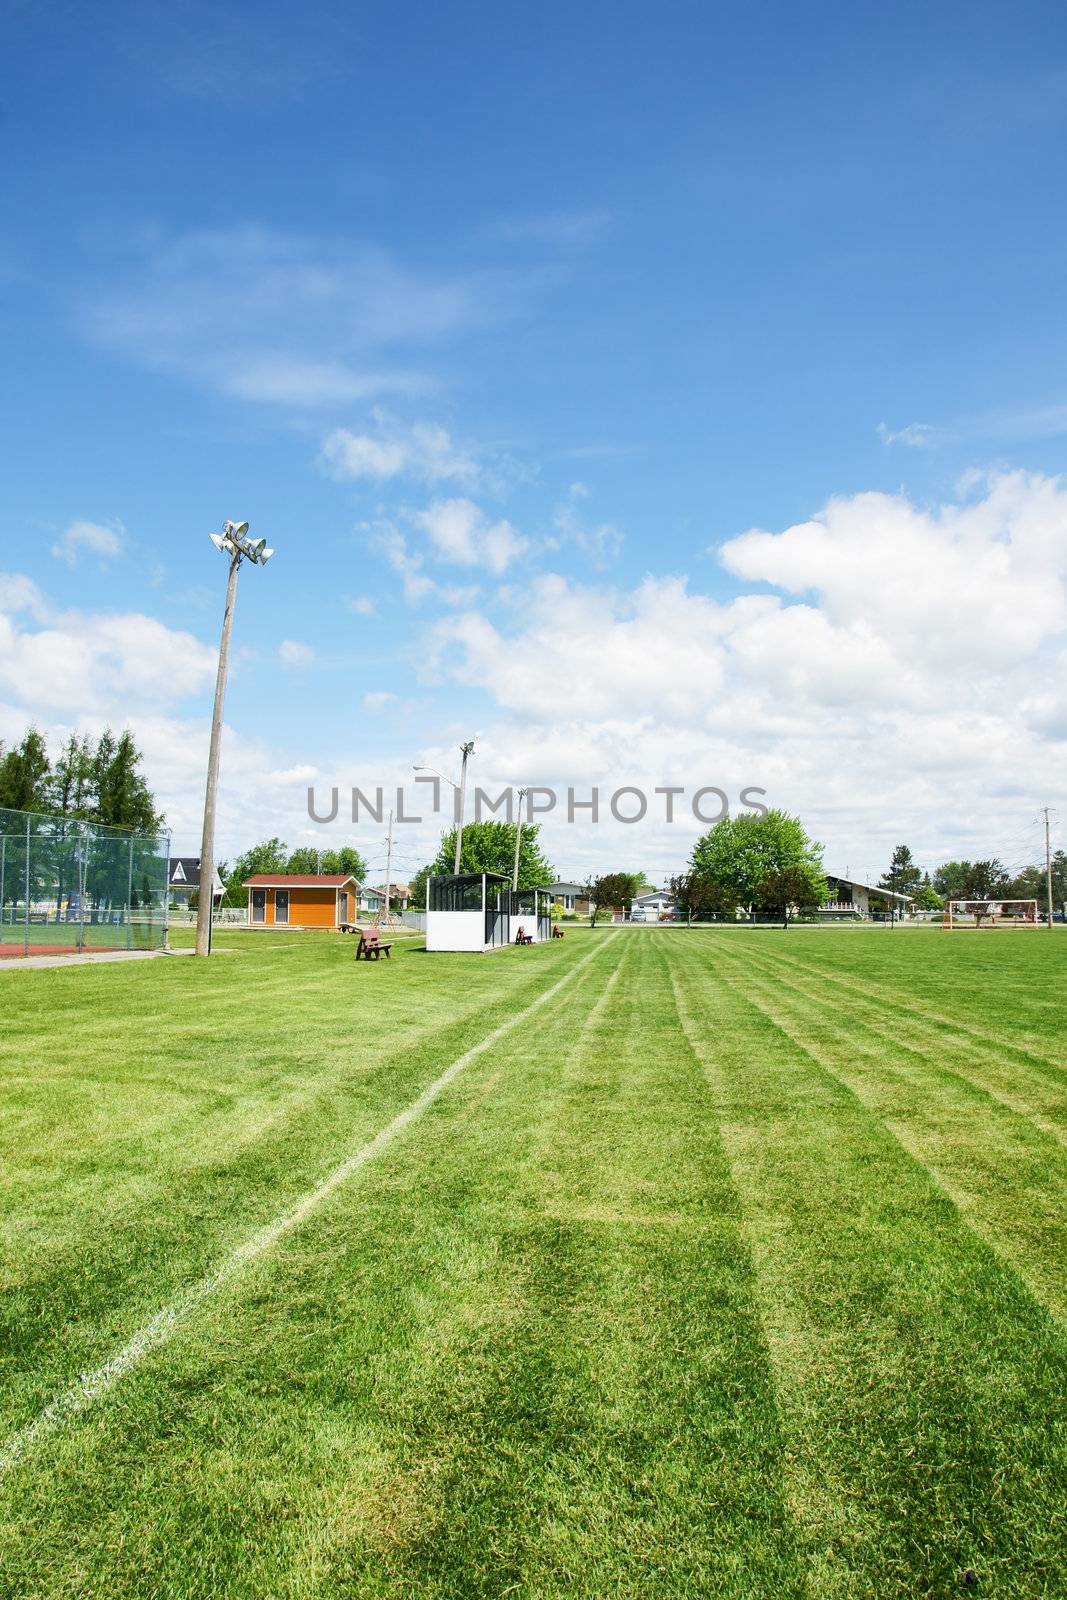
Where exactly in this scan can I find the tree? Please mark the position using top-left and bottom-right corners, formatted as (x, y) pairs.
(224, 838), (289, 904)
(431, 822), (554, 888)
(933, 859), (1010, 900)
(879, 844), (923, 901)
(914, 872), (942, 911)
(590, 872), (640, 927)
(90, 730), (163, 832)
(408, 863), (432, 910)
(0, 728), (51, 812)
(671, 871), (739, 922)
(1009, 852), (1067, 912)
(48, 734), (94, 819)
(319, 846), (368, 880)
(689, 810), (827, 913)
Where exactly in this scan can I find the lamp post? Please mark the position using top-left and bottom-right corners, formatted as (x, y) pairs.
(195, 520), (274, 958)
(454, 741), (475, 871)
(413, 740), (475, 873)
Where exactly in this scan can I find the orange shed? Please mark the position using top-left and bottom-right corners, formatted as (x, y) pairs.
(243, 874), (360, 930)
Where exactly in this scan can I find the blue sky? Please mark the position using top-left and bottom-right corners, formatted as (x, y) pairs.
(3, 0), (1066, 882)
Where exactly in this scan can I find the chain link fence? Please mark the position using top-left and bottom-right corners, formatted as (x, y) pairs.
(0, 806), (170, 958)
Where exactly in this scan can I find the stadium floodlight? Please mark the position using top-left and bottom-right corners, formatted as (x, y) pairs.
(196, 518), (275, 959)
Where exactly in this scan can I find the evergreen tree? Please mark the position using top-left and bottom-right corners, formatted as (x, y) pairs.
(0, 728), (51, 812)
(879, 844), (923, 900)
(91, 730), (162, 832)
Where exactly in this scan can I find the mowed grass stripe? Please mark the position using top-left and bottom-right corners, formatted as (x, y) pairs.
(739, 937), (1067, 1143)
(0, 935), (623, 1485)
(707, 935), (1067, 1324)
(737, 932), (1067, 1077)
(0, 934), (805, 1600)
(0, 935), (609, 1439)
(667, 935), (1067, 1599)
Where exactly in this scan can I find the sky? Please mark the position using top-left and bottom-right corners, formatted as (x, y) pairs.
(2, 0), (1066, 888)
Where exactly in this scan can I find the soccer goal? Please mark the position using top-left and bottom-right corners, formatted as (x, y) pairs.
(943, 899), (1038, 929)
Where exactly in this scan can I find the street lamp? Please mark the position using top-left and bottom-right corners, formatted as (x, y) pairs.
(195, 520), (274, 958)
(412, 740), (475, 872)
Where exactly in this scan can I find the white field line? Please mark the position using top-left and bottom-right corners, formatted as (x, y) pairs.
(0, 934), (619, 1480)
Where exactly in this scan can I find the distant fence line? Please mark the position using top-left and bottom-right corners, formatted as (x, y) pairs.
(0, 806), (170, 957)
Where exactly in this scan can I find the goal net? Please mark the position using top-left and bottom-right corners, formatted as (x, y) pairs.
(944, 899), (1038, 928)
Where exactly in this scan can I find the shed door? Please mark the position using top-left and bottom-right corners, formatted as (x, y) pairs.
(275, 889), (289, 925)
(251, 890), (266, 924)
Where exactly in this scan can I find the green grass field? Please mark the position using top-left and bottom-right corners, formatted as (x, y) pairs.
(1, 927), (1064, 1598)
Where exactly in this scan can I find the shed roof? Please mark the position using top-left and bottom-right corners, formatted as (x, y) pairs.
(243, 874), (359, 888)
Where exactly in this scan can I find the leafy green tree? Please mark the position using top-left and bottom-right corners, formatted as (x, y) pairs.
(1008, 853), (1067, 911)
(914, 872), (942, 911)
(408, 863), (432, 909)
(320, 846), (368, 880)
(224, 838), (289, 905)
(690, 810), (826, 913)
(431, 822), (554, 888)
(933, 859), (1009, 900)
(590, 872), (641, 927)
(0, 728), (51, 812)
(670, 871), (739, 922)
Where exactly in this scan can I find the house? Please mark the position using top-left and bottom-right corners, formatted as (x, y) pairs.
(243, 873), (360, 929)
(629, 889), (678, 923)
(548, 880), (591, 916)
(167, 857), (224, 903)
(360, 882), (411, 914)
(822, 873), (914, 919)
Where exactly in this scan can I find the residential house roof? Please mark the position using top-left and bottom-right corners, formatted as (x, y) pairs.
(825, 872), (914, 903)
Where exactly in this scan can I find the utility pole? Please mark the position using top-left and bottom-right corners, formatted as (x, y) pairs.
(1044, 807), (1054, 930)
(384, 808), (394, 923)
(195, 521), (273, 957)
(453, 740), (475, 872)
(511, 787), (527, 890)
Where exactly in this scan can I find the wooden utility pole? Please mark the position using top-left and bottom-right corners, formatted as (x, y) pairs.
(196, 550), (240, 958)
(384, 808), (394, 923)
(511, 787), (527, 890)
(1044, 806), (1054, 930)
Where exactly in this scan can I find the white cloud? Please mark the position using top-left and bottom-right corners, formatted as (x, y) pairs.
(422, 473), (1067, 874)
(414, 498), (528, 574)
(83, 226), (535, 407)
(550, 482), (623, 566)
(0, 576), (217, 716)
(51, 519), (125, 566)
(278, 639), (315, 667)
(320, 419), (481, 486)
(362, 690), (397, 712)
(345, 595), (377, 616)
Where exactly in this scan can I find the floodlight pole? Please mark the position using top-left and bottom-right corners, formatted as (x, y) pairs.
(453, 741), (475, 873)
(1044, 807), (1054, 930)
(196, 549), (240, 958)
(195, 521), (273, 958)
